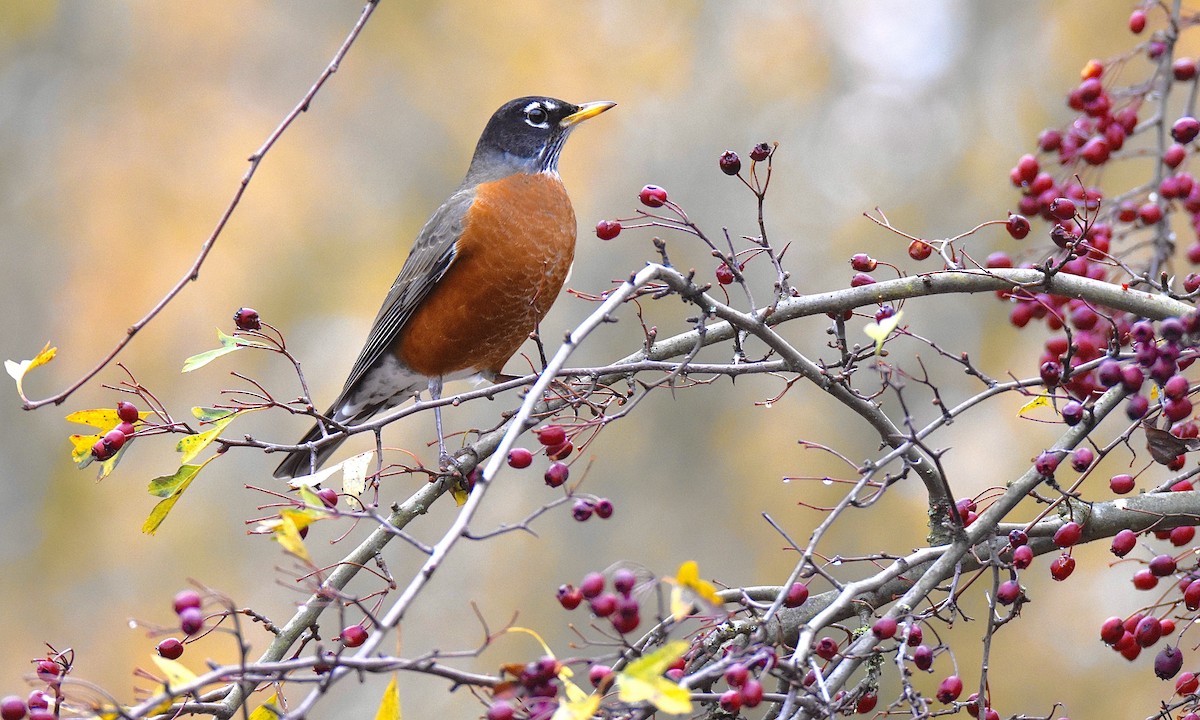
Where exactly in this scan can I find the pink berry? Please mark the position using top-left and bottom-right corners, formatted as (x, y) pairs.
(506, 447), (533, 469)
(0, 697), (24, 720)
(1130, 9), (1147, 33)
(1012, 545), (1033, 569)
(1174, 117), (1200, 144)
(1110, 474), (1135, 494)
(174, 589), (202, 614)
(579, 572), (605, 599)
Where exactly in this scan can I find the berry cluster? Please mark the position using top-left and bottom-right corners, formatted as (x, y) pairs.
(485, 656), (564, 720)
(716, 658), (767, 714)
(509, 425), (615, 521)
(89, 400), (140, 461)
(0, 690), (53, 720)
(173, 589), (205, 641)
(556, 568), (642, 634)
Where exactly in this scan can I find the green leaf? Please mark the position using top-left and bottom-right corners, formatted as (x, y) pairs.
(147, 464), (202, 498)
(181, 329), (270, 373)
(142, 460), (211, 534)
(192, 406), (235, 423)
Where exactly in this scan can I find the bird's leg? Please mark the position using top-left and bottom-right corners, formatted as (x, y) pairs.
(427, 376), (454, 470)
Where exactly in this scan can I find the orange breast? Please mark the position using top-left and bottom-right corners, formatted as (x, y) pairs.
(396, 173), (577, 378)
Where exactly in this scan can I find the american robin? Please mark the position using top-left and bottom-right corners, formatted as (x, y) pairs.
(273, 96), (615, 479)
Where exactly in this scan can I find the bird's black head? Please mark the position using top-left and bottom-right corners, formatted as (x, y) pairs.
(468, 96), (615, 180)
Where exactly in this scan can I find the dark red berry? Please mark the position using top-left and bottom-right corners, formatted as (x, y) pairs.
(1004, 214), (1030, 240)
(814, 637), (838, 660)
(1040, 361), (1062, 388)
(907, 625), (923, 646)
(34, 660), (60, 684)
(1049, 197), (1076, 220)
(638, 185), (668, 208)
(546, 440), (574, 461)
(1171, 525), (1196, 546)
(612, 568), (636, 595)
(718, 150), (742, 176)
(589, 664), (611, 687)
(1133, 568), (1159, 590)
(936, 675), (963, 703)
(1008, 529), (1028, 547)
(571, 499), (594, 522)
(1035, 451), (1060, 476)
(506, 447), (533, 469)
(716, 263), (735, 285)
(233, 307), (261, 331)
(725, 664), (748, 688)
(116, 401), (139, 423)
(784, 582), (809, 608)
(1061, 401), (1084, 426)
(1149, 554), (1178, 577)
(1071, 447), (1094, 472)
(912, 645), (933, 670)
(719, 691), (741, 713)
(871, 617), (898, 639)
(1101, 617), (1125, 645)
(996, 579), (1021, 605)
(1185, 579), (1200, 610)
(90, 439), (112, 461)
(1111, 529), (1137, 557)
(340, 624), (368, 647)
(1050, 554), (1075, 581)
(1174, 117), (1200, 144)
(749, 143), (771, 162)
(156, 638), (184, 660)
(1126, 393), (1149, 420)
(534, 425), (566, 447)
(316, 488), (338, 508)
(1136, 616), (1163, 647)
(1178, 672), (1200, 695)
(103, 428), (126, 452)
(557, 584), (583, 610)
(544, 462), (569, 488)
(594, 498), (614, 519)
(856, 692), (878, 714)
(595, 220), (622, 240)
(23, 695), (45, 712)
(740, 678), (764, 707)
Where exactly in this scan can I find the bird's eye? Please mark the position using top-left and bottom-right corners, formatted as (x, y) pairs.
(525, 106), (548, 126)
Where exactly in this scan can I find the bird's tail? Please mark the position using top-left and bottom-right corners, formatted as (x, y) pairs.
(272, 420), (347, 480)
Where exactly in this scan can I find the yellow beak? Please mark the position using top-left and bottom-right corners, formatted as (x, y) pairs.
(561, 100), (617, 128)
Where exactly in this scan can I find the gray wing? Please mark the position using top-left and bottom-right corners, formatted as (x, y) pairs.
(328, 186), (477, 408)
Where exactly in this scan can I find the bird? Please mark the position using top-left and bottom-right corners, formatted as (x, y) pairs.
(273, 96), (615, 479)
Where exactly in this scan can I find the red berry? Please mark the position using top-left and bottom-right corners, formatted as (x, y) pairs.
(486, 702), (515, 720)
(716, 263), (735, 285)
(1136, 616), (1163, 647)
(595, 220), (622, 240)
(34, 660), (60, 684)
(1035, 451), (1060, 477)
(1005, 214), (1031, 240)
(784, 582), (809, 608)
(1050, 554), (1075, 581)
(157, 638), (184, 660)
(908, 240), (933, 261)
(179, 606), (204, 635)
(589, 664), (611, 687)
(1012, 545), (1033, 569)
(506, 447), (533, 469)
(1016, 153), (1039, 182)
(1101, 617), (1125, 645)
(986, 251), (1013, 268)
(102, 428), (126, 452)
(1174, 117), (1200, 144)
(749, 143), (771, 162)
(23, 695), (45, 712)
(872, 617), (898, 639)
(90, 438), (112, 461)
(116, 401), (139, 423)
(233, 307), (261, 331)
(936, 675), (963, 703)
(814, 636), (839, 660)
(316, 487), (338, 508)
(589, 593), (617, 617)
(1038, 129), (1063, 152)
(557, 584), (583, 610)
(1080, 136), (1110, 165)
(534, 425), (566, 447)
(718, 150), (742, 176)
(1186, 579), (1200, 610)
(1049, 197), (1076, 220)
(996, 579), (1021, 605)
(850, 253), (877, 272)
(340, 624), (368, 647)
(1129, 9), (1147, 33)
(546, 440), (574, 461)
(1132, 568), (1159, 590)
(1149, 554), (1178, 577)
(579, 572), (605, 599)
(850, 272), (876, 287)
(1110, 474), (1135, 494)
(912, 645), (933, 671)
(1054, 521), (1083, 547)
(1186, 274), (1200, 292)
(1171, 525), (1196, 546)
(1111, 529), (1137, 557)
(725, 664), (748, 688)
(740, 678), (764, 707)
(1178, 671), (1200, 695)
(856, 692), (878, 714)
(638, 185), (668, 208)
(0, 697), (24, 720)
(174, 589), (202, 614)
(543, 462), (569, 488)
(594, 498), (614, 518)
(571, 499), (594, 522)
(907, 625), (923, 647)
(719, 690), (741, 713)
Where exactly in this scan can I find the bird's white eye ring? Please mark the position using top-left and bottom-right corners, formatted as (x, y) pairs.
(525, 104), (549, 127)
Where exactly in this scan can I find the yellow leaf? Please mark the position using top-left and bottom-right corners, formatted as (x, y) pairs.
(450, 483), (469, 506)
(147, 464), (203, 498)
(181, 330), (270, 373)
(667, 561), (722, 619)
(69, 433), (102, 464)
(342, 451), (373, 496)
(506, 627), (556, 659)
(863, 310), (902, 354)
(65, 408), (121, 430)
(6, 342), (56, 396)
(176, 412), (237, 464)
(374, 676), (401, 720)
(1017, 394), (1051, 417)
(615, 640), (692, 715)
(151, 655), (198, 688)
(274, 514), (311, 562)
(551, 691), (599, 720)
(248, 693), (282, 720)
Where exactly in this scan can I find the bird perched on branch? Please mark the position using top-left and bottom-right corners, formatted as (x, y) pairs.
(274, 96), (615, 479)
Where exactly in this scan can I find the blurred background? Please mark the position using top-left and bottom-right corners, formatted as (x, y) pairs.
(0, 1), (1180, 717)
